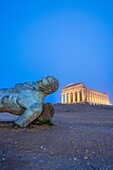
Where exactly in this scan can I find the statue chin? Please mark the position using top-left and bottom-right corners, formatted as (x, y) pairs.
(39, 88), (52, 94)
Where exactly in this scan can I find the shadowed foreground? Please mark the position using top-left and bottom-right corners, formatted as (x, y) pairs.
(0, 104), (113, 170)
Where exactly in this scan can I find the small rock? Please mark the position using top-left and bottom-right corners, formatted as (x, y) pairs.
(69, 158), (72, 161)
(40, 146), (44, 149)
(27, 151), (31, 153)
(73, 157), (77, 161)
(49, 151), (54, 155)
(85, 149), (89, 153)
(39, 160), (44, 163)
(83, 156), (88, 160)
(14, 141), (18, 144)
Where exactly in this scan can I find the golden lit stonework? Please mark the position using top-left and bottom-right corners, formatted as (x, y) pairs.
(61, 83), (110, 105)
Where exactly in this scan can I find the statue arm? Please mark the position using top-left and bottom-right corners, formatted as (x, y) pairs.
(14, 103), (43, 128)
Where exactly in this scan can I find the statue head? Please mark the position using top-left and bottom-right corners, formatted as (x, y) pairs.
(36, 76), (59, 94)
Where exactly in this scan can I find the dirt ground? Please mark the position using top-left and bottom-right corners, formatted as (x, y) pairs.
(0, 104), (113, 170)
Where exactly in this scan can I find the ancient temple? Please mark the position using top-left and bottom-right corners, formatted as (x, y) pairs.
(61, 83), (110, 105)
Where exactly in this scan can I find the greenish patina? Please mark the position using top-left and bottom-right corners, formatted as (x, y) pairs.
(0, 76), (59, 128)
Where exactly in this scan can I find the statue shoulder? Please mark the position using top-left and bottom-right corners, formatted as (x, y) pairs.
(15, 82), (36, 91)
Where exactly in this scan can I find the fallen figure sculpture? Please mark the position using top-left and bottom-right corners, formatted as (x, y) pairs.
(0, 76), (59, 128)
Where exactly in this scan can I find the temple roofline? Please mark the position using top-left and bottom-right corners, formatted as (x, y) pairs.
(86, 88), (109, 96)
(63, 82), (84, 89)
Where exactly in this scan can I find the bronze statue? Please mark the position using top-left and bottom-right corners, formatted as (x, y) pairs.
(0, 76), (59, 128)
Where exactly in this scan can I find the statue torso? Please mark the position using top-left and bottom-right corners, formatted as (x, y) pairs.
(0, 82), (45, 115)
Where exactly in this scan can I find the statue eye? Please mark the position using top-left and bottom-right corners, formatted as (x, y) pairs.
(48, 79), (51, 82)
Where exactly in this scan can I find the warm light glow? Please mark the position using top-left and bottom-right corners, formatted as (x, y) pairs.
(61, 83), (110, 105)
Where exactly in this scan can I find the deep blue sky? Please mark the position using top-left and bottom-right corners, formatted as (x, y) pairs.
(0, 0), (113, 104)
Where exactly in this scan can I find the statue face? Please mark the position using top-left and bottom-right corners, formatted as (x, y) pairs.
(37, 77), (49, 88)
(36, 76), (59, 94)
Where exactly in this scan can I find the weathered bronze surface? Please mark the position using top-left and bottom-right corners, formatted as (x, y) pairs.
(0, 76), (59, 127)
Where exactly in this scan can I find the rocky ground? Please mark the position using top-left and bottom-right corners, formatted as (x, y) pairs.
(0, 104), (113, 170)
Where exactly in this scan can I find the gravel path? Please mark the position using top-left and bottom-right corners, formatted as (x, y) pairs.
(0, 104), (113, 170)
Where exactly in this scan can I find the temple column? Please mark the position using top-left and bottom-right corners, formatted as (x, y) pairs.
(62, 93), (65, 104)
(68, 93), (70, 103)
(77, 91), (80, 103)
(61, 94), (64, 103)
(87, 90), (90, 102)
(105, 96), (107, 104)
(107, 95), (110, 105)
(94, 92), (96, 104)
(101, 95), (103, 104)
(88, 90), (90, 102)
(82, 89), (85, 102)
(104, 96), (106, 105)
(98, 94), (100, 104)
(97, 93), (99, 104)
(99, 94), (101, 104)
(103, 95), (106, 105)
(73, 91), (76, 103)
(102, 95), (104, 104)
(89, 90), (91, 103)
(70, 92), (73, 103)
(95, 93), (97, 104)
(104, 95), (106, 104)
(91, 92), (93, 103)
(103, 96), (105, 105)
(92, 92), (95, 103)
(106, 96), (108, 105)
(75, 91), (77, 102)
(91, 91), (93, 103)
(100, 94), (102, 104)
(64, 93), (66, 103)
(86, 90), (88, 102)
(93, 92), (95, 103)
(97, 94), (99, 104)
(90, 91), (92, 103)
(94, 93), (96, 103)
(85, 89), (88, 102)
(96, 93), (98, 104)
(84, 89), (86, 102)
(66, 93), (68, 103)
(68, 93), (71, 103)
(65, 93), (67, 103)
(100, 95), (102, 104)
(102, 95), (103, 104)
(104, 95), (106, 105)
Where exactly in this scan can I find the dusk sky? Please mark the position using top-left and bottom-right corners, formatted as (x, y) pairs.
(0, 0), (113, 104)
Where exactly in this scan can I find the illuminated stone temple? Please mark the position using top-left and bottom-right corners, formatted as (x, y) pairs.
(61, 83), (110, 105)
